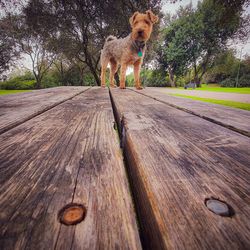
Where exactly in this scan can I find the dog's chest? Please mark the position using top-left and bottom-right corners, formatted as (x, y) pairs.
(126, 52), (142, 65)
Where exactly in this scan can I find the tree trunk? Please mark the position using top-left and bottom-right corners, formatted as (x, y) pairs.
(34, 72), (42, 89)
(198, 70), (206, 86)
(84, 49), (101, 86)
(195, 79), (201, 87)
(92, 68), (101, 86)
(197, 55), (209, 86)
(35, 78), (42, 89)
(195, 53), (210, 88)
(60, 61), (65, 85)
(168, 67), (176, 87)
(193, 62), (201, 87)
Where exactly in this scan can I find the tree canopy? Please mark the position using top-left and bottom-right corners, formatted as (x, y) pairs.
(23, 0), (161, 85)
(0, 0), (249, 88)
(157, 0), (249, 87)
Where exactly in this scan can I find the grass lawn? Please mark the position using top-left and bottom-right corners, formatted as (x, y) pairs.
(170, 93), (250, 111)
(0, 90), (33, 95)
(194, 84), (250, 94)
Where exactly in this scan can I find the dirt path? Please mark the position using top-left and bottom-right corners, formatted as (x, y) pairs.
(149, 87), (250, 103)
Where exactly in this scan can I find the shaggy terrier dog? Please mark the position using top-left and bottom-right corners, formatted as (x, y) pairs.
(100, 10), (159, 89)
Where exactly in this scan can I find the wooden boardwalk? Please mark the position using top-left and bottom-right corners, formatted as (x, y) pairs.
(0, 87), (250, 250)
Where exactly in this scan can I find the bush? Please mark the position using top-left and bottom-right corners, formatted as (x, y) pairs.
(41, 74), (60, 88)
(220, 78), (236, 87)
(0, 79), (36, 90)
(238, 75), (250, 87)
(125, 69), (172, 87)
(220, 75), (250, 87)
(83, 73), (96, 86)
(176, 76), (186, 87)
(0, 71), (36, 90)
(142, 69), (170, 87)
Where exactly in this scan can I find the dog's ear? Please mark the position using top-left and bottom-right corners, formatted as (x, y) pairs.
(129, 11), (139, 26)
(146, 10), (159, 24)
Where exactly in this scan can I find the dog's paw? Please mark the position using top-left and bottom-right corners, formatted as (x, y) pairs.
(136, 86), (143, 90)
(120, 86), (126, 89)
(101, 85), (106, 88)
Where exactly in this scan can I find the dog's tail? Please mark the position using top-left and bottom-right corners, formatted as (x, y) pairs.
(105, 35), (117, 43)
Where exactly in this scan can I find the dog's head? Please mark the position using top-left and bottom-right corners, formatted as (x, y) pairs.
(130, 10), (159, 42)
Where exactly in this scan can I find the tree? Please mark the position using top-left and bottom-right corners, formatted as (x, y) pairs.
(157, 4), (201, 87)
(204, 49), (239, 82)
(11, 14), (56, 88)
(0, 1), (56, 87)
(158, 0), (249, 87)
(0, 16), (20, 77)
(24, 0), (161, 86)
(194, 0), (246, 86)
(23, 37), (55, 89)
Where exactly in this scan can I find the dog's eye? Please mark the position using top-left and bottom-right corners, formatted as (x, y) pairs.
(144, 20), (150, 25)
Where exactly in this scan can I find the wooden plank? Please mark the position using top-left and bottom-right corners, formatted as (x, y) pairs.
(0, 86), (90, 134)
(132, 88), (250, 137)
(110, 88), (250, 250)
(0, 88), (141, 250)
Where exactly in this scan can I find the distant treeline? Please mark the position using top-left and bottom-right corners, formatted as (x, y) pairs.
(0, 0), (249, 89)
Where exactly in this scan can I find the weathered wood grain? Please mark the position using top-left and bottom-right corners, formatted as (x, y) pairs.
(0, 86), (90, 135)
(132, 88), (250, 137)
(0, 88), (141, 250)
(110, 88), (250, 250)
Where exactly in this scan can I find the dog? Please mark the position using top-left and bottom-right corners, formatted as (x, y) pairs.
(100, 10), (159, 89)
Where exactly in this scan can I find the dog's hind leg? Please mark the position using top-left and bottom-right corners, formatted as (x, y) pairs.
(100, 60), (109, 87)
(110, 59), (118, 88)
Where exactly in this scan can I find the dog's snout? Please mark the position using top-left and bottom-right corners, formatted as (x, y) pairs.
(138, 30), (144, 36)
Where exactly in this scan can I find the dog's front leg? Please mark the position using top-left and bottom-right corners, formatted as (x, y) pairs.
(120, 63), (127, 89)
(134, 60), (143, 90)
(101, 61), (108, 87)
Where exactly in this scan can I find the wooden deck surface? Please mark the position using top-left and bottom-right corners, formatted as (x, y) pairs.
(133, 88), (250, 137)
(0, 87), (141, 250)
(110, 88), (250, 249)
(0, 87), (90, 134)
(0, 87), (250, 250)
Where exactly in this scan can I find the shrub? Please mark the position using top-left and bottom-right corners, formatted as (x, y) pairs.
(238, 75), (250, 87)
(220, 78), (236, 87)
(143, 70), (170, 87)
(41, 74), (60, 88)
(220, 75), (250, 87)
(83, 73), (96, 86)
(0, 71), (36, 90)
(0, 79), (36, 90)
(176, 77), (186, 87)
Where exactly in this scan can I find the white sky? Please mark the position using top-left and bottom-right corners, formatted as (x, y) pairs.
(162, 0), (199, 13)
(13, 0), (250, 75)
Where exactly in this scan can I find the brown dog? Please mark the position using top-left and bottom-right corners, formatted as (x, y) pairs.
(100, 10), (159, 89)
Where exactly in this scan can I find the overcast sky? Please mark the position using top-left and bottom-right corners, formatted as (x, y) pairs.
(162, 0), (199, 13)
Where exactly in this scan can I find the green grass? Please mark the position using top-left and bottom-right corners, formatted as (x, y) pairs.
(170, 93), (250, 111)
(0, 90), (33, 95)
(170, 84), (250, 94)
(197, 84), (250, 94)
